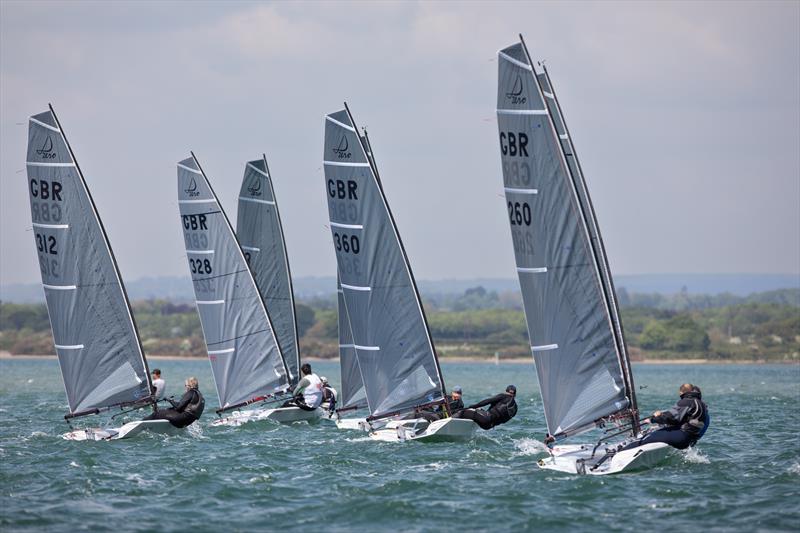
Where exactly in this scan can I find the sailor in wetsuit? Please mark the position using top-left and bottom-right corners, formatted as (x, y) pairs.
(454, 385), (517, 430)
(144, 376), (205, 428)
(417, 386), (465, 422)
(282, 363), (323, 411)
(622, 383), (708, 451)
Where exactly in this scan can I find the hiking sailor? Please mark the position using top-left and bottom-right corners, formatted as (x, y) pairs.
(144, 376), (205, 428)
(622, 383), (708, 451)
(454, 385), (517, 430)
(282, 363), (323, 411)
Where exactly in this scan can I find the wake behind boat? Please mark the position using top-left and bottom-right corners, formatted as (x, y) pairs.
(26, 105), (173, 441)
(323, 105), (476, 442)
(496, 36), (672, 474)
(177, 154), (321, 427)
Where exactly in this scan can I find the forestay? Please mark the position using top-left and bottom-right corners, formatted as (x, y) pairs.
(26, 106), (152, 416)
(496, 39), (635, 440)
(236, 156), (300, 384)
(323, 107), (445, 420)
(177, 154), (290, 410)
(337, 274), (367, 411)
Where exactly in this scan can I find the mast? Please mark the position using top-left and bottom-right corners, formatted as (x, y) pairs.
(539, 63), (639, 430)
(343, 103), (449, 410)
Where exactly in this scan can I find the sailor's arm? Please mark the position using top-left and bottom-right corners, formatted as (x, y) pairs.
(292, 377), (311, 396)
(173, 390), (194, 412)
(468, 393), (503, 409)
(650, 403), (687, 425)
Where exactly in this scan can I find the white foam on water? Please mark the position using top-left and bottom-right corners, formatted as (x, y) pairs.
(514, 437), (550, 455)
(26, 379), (33, 384)
(682, 447), (710, 464)
(188, 424), (204, 439)
(69, 461), (79, 467)
(248, 474), (271, 484)
(788, 462), (800, 475)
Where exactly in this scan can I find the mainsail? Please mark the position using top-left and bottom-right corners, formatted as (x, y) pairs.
(177, 153), (290, 410)
(337, 274), (367, 411)
(26, 105), (152, 417)
(323, 105), (446, 420)
(236, 156), (300, 384)
(496, 37), (637, 440)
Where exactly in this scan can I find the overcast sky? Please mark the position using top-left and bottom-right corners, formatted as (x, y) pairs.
(1, 0), (798, 286)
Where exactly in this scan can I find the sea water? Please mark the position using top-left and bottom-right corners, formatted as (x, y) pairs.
(0, 359), (797, 531)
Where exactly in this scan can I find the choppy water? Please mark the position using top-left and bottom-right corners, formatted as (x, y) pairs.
(1, 359), (798, 531)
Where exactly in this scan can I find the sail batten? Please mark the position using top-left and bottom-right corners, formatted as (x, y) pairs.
(235, 156), (300, 384)
(323, 106), (445, 420)
(26, 106), (152, 416)
(497, 40), (633, 439)
(178, 154), (290, 410)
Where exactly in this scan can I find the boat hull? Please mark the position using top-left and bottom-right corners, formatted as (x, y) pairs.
(62, 420), (182, 441)
(538, 442), (672, 475)
(211, 406), (323, 427)
(369, 417), (477, 442)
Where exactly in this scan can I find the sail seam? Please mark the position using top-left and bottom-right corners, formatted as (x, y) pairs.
(531, 344), (559, 351)
(33, 223), (69, 229)
(179, 198), (216, 204)
(341, 283), (371, 291)
(239, 197), (275, 205)
(323, 161), (370, 167)
(246, 163), (269, 177)
(27, 161), (76, 167)
(29, 117), (61, 132)
(330, 222), (364, 229)
(504, 187), (539, 194)
(178, 163), (202, 174)
(497, 109), (548, 115)
(498, 51), (532, 71)
(43, 284), (77, 290)
(326, 115), (356, 132)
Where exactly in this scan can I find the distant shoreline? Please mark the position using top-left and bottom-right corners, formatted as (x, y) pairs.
(0, 351), (795, 365)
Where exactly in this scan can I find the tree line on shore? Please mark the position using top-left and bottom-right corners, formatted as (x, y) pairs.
(1, 287), (798, 361)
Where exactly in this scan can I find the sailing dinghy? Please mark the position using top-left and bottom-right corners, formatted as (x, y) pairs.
(26, 105), (178, 441)
(496, 37), (670, 474)
(177, 154), (321, 427)
(323, 105), (476, 442)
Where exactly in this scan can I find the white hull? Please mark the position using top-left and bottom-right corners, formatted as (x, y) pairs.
(211, 406), (323, 427)
(334, 417), (368, 430)
(62, 420), (183, 441)
(538, 442), (672, 475)
(369, 417), (477, 442)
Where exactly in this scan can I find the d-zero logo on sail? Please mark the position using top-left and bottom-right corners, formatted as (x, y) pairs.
(185, 176), (200, 198)
(247, 177), (262, 196)
(332, 135), (351, 160)
(36, 136), (57, 159)
(505, 75), (526, 105)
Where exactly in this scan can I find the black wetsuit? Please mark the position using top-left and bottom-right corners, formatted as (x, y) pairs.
(418, 395), (464, 422)
(321, 386), (337, 412)
(455, 392), (517, 430)
(624, 391), (708, 451)
(145, 388), (205, 428)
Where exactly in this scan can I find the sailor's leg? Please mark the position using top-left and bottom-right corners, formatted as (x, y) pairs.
(633, 426), (694, 450)
(455, 408), (494, 430)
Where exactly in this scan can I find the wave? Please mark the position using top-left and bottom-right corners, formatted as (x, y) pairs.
(514, 437), (549, 455)
(682, 447), (710, 464)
